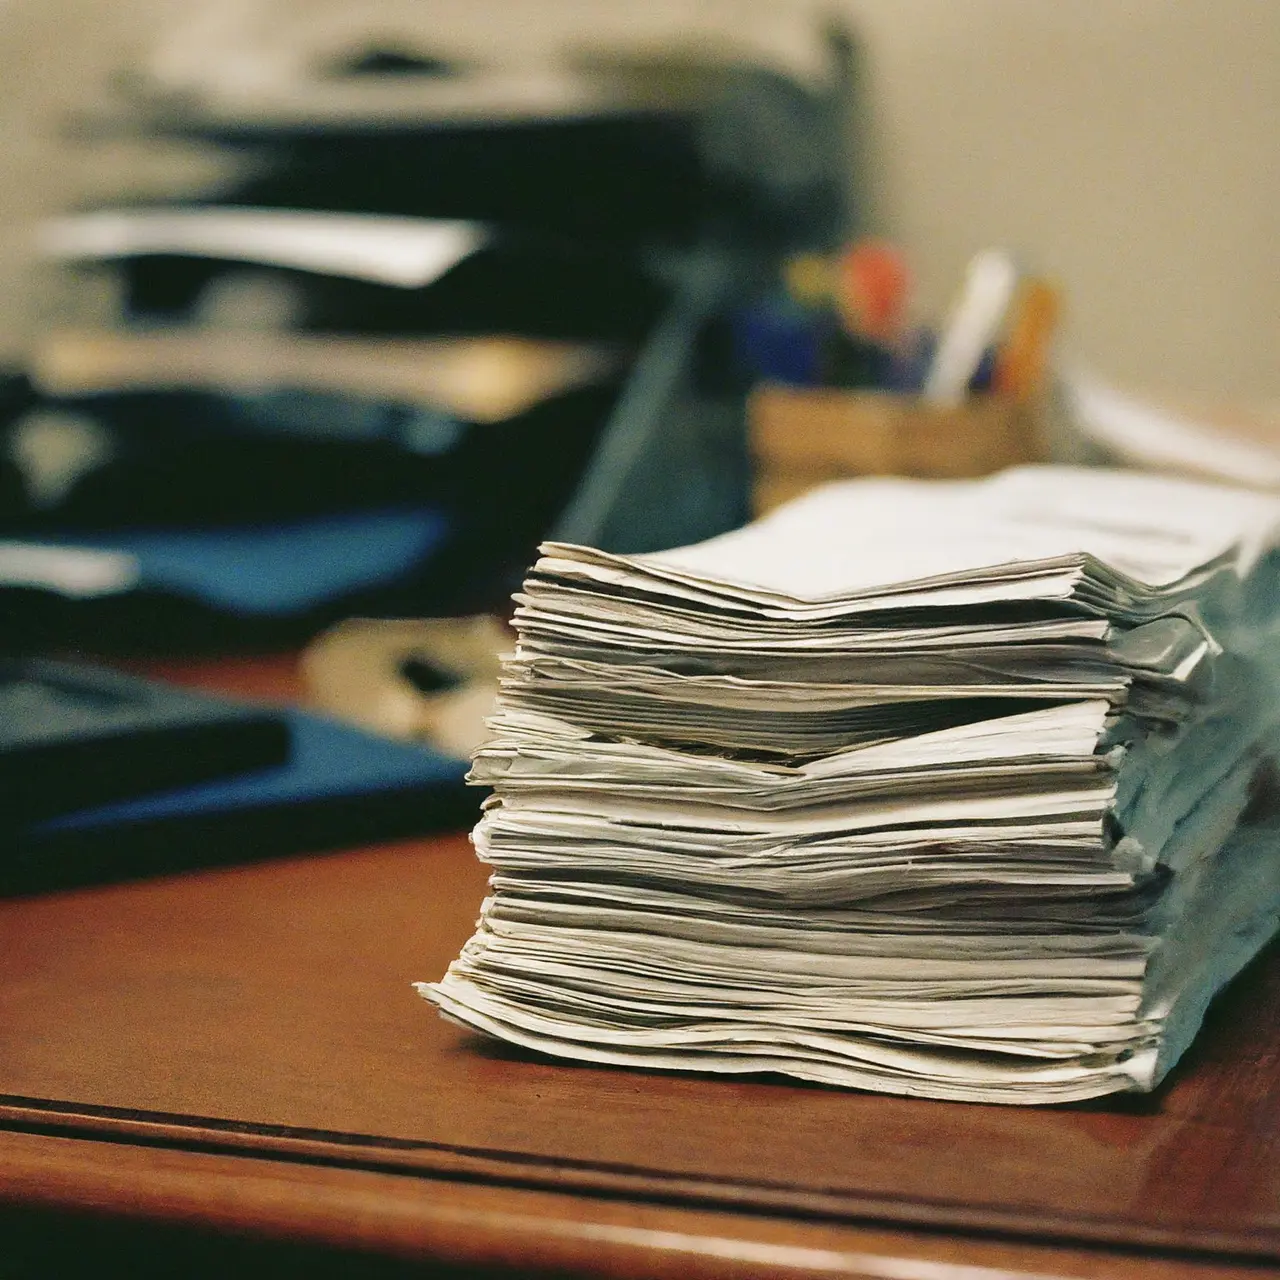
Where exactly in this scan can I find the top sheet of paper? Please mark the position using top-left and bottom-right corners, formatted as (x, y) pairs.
(631, 468), (1280, 601)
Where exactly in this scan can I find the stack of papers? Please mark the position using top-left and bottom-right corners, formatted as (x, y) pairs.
(419, 467), (1280, 1103)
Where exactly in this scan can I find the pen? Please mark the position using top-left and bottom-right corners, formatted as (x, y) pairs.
(992, 278), (1061, 403)
(782, 252), (834, 311)
(835, 239), (909, 347)
(921, 248), (1018, 407)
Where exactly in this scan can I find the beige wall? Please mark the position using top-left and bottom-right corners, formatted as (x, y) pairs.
(1, 0), (1275, 399)
(848, 0), (1278, 402)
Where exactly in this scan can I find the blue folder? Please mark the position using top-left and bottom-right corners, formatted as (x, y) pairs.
(31, 507), (449, 615)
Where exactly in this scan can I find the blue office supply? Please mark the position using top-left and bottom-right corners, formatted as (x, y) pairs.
(0, 657), (288, 824)
(730, 296), (826, 387)
(5, 707), (474, 893)
(37, 709), (466, 829)
(20, 506), (448, 615)
(968, 345), (998, 393)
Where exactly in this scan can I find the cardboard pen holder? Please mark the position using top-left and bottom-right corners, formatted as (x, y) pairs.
(748, 383), (1047, 516)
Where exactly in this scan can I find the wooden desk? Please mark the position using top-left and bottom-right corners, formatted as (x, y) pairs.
(2, 661), (1278, 1279)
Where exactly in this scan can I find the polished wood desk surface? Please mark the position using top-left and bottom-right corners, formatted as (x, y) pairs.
(1, 657), (1278, 1279)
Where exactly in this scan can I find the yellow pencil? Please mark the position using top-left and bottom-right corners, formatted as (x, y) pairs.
(993, 278), (1061, 402)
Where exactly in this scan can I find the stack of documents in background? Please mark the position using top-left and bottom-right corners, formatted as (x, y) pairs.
(420, 466), (1280, 1103)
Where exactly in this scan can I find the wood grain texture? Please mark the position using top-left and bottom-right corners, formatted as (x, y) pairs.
(2, 833), (1280, 1265)
(747, 385), (1044, 517)
(0, 1127), (1267, 1280)
(122, 651), (310, 704)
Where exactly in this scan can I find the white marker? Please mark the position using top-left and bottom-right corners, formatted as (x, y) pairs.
(922, 248), (1019, 406)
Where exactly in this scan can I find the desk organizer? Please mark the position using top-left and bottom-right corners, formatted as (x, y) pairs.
(749, 383), (1047, 516)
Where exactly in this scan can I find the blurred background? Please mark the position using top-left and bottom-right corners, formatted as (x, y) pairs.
(0, 0), (1276, 859)
(0, 0), (1274, 399)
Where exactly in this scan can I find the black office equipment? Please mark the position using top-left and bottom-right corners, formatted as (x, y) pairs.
(0, 658), (289, 824)
(2, 703), (472, 896)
